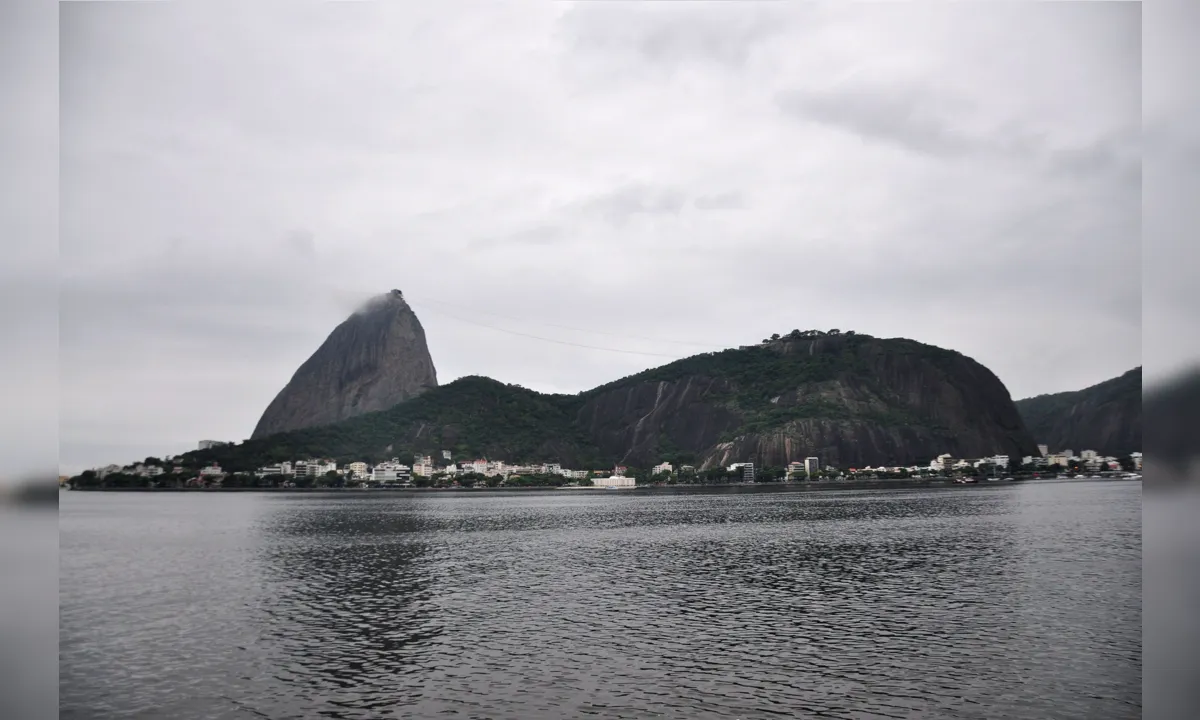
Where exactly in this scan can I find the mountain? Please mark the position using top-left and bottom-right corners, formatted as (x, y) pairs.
(192, 330), (1038, 471)
(1014, 367), (1141, 456)
(250, 289), (438, 439)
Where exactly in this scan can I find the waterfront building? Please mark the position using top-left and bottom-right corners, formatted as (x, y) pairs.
(596, 475), (636, 488)
(727, 463), (755, 481)
(804, 456), (820, 475)
(373, 462), (411, 484)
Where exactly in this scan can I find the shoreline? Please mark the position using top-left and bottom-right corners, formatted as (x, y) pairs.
(63, 475), (1137, 495)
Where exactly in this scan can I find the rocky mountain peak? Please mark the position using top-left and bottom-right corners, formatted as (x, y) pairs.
(250, 291), (438, 439)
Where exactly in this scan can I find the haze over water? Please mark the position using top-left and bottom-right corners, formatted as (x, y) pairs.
(60, 480), (1140, 719)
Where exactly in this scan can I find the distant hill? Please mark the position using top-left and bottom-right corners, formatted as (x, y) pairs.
(182, 329), (1038, 472)
(1015, 367), (1142, 456)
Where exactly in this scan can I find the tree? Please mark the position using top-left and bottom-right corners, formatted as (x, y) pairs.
(770, 333), (781, 341)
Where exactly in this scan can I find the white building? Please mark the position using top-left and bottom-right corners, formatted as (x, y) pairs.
(346, 462), (369, 479)
(652, 462), (674, 476)
(1080, 449), (1098, 461)
(1037, 444), (1048, 457)
(787, 461), (806, 477)
(199, 464), (223, 477)
(595, 475), (636, 488)
(373, 462), (411, 484)
(198, 440), (229, 450)
(804, 457), (820, 475)
(257, 461), (294, 477)
(1131, 452), (1142, 470)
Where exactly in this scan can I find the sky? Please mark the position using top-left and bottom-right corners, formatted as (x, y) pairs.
(40, 1), (1155, 475)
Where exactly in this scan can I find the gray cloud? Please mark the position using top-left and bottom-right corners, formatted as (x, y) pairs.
(778, 83), (1141, 192)
(285, 230), (316, 258)
(558, 2), (797, 71)
(777, 83), (977, 159)
(54, 2), (1145, 474)
(694, 192), (745, 211)
(576, 184), (688, 227)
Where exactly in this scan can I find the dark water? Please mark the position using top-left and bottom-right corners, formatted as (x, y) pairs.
(60, 480), (1141, 719)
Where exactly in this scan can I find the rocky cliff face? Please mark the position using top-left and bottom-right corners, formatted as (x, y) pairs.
(574, 334), (1038, 468)
(250, 290), (438, 439)
(1015, 367), (1141, 456)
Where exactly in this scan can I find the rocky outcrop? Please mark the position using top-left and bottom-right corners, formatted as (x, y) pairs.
(1015, 367), (1142, 457)
(575, 334), (1037, 468)
(250, 290), (437, 439)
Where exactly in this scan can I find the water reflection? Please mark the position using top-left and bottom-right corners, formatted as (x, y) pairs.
(250, 496), (441, 717)
(59, 483), (1141, 719)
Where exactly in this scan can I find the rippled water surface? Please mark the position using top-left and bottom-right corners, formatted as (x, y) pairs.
(60, 480), (1141, 719)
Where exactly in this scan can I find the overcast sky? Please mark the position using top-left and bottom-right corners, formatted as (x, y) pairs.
(49, 1), (1152, 474)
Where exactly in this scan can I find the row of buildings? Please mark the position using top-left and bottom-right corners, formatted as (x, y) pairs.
(249, 455), (634, 487)
(86, 442), (1141, 487)
(928, 446), (1142, 474)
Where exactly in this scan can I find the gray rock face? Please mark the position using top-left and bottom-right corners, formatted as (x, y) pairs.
(250, 290), (437, 439)
(1015, 367), (1141, 456)
(573, 334), (1039, 469)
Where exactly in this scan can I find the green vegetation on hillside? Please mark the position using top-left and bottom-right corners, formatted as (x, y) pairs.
(181, 375), (611, 472)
